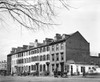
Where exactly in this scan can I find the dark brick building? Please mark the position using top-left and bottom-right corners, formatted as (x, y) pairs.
(7, 54), (12, 75)
(66, 31), (90, 63)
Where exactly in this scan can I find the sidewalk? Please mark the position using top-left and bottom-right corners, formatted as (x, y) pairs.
(68, 75), (83, 78)
(4, 74), (100, 79)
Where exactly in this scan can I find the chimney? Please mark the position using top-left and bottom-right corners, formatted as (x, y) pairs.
(10, 48), (17, 54)
(12, 48), (17, 53)
(62, 34), (70, 39)
(43, 40), (46, 44)
(34, 39), (38, 47)
(54, 33), (62, 41)
(23, 45), (28, 50)
(16, 47), (23, 52)
(29, 42), (34, 46)
(45, 38), (53, 44)
(35, 39), (38, 43)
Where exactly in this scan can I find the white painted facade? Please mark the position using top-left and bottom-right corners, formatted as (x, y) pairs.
(11, 53), (17, 74)
(67, 63), (98, 75)
(0, 60), (7, 70)
(11, 46), (51, 75)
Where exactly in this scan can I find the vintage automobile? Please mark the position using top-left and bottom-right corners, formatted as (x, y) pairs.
(54, 71), (68, 77)
(85, 67), (100, 78)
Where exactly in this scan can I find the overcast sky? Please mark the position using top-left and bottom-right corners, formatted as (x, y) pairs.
(0, 0), (100, 61)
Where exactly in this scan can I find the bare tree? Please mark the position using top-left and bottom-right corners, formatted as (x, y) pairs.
(0, 0), (69, 30)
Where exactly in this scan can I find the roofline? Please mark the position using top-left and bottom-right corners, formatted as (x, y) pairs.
(90, 56), (100, 58)
(8, 31), (76, 56)
(9, 31), (89, 56)
(7, 53), (13, 56)
(10, 43), (50, 55)
(76, 31), (89, 43)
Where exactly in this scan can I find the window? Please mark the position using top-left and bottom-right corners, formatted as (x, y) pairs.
(35, 56), (38, 61)
(29, 57), (31, 62)
(36, 56), (38, 61)
(56, 64), (59, 69)
(34, 65), (36, 70)
(47, 46), (49, 51)
(65, 65), (69, 71)
(81, 67), (85, 72)
(23, 52), (25, 56)
(43, 64), (46, 71)
(25, 51), (28, 56)
(31, 50), (34, 54)
(21, 53), (23, 57)
(40, 65), (42, 72)
(56, 44), (59, 51)
(29, 51), (30, 55)
(40, 48), (42, 53)
(52, 54), (54, 61)
(25, 52), (27, 56)
(31, 65), (34, 70)
(23, 59), (25, 63)
(18, 53), (19, 57)
(61, 43), (64, 50)
(18, 53), (21, 57)
(40, 56), (42, 61)
(52, 64), (54, 72)
(28, 58), (30, 62)
(27, 51), (29, 55)
(37, 48), (39, 53)
(56, 53), (59, 61)
(34, 49), (37, 54)
(26, 58), (29, 63)
(25, 58), (27, 63)
(43, 47), (45, 52)
(52, 45), (54, 51)
(22, 59), (23, 63)
(32, 57), (34, 61)
(17, 59), (23, 64)
(61, 52), (64, 61)
(34, 56), (36, 61)
(47, 54), (50, 60)
(43, 55), (45, 61)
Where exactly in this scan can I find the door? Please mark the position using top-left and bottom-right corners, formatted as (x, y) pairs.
(60, 62), (64, 72)
(71, 65), (73, 75)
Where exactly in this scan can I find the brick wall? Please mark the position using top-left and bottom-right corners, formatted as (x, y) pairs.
(66, 32), (90, 63)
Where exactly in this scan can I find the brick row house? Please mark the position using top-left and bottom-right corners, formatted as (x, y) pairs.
(7, 31), (100, 76)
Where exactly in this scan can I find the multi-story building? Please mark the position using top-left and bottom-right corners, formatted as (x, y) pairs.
(8, 39), (52, 75)
(0, 60), (7, 75)
(0, 60), (7, 70)
(49, 31), (91, 75)
(7, 31), (100, 76)
(7, 54), (12, 75)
